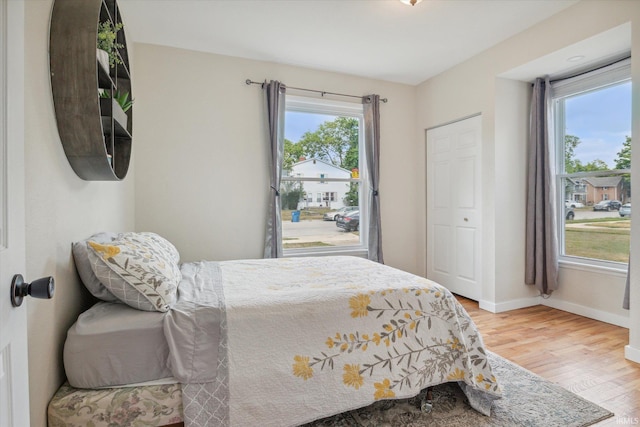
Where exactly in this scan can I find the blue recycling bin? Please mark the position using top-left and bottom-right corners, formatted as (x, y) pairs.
(291, 210), (300, 222)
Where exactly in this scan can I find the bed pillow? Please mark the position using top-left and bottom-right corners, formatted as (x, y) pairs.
(86, 232), (181, 312)
(72, 232), (121, 302)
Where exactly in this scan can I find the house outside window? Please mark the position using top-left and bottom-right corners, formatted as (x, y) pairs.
(280, 95), (367, 255)
(552, 58), (631, 267)
(566, 178), (587, 204)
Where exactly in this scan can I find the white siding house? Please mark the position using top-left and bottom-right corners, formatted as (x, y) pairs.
(287, 159), (352, 210)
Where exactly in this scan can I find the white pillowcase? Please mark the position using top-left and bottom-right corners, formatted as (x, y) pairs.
(86, 232), (181, 312)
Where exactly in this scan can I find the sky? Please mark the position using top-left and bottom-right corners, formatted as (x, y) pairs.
(285, 111), (337, 142)
(565, 81), (631, 168)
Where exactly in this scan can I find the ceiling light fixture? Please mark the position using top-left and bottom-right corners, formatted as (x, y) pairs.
(400, 0), (423, 6)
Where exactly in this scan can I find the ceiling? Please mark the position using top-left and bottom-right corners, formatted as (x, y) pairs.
(499, 23), (631, 82)
(119, 0), (580, 85)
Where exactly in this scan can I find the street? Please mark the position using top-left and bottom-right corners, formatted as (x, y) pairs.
(282, 218), (359, 246)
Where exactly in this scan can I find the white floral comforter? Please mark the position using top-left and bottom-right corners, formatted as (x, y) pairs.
(165, 256), (501, 427)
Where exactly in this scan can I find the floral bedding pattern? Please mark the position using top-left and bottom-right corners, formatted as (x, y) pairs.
(209, 256), (502, 427)
(86, 232), (181, 312)
(48, 382), (183, 427)
(291, 283), (501, 403)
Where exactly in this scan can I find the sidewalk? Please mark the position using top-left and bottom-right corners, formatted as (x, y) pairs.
(282, 220), (359, 245)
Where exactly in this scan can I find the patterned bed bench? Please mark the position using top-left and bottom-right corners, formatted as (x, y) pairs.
(48, 382), (184, 427)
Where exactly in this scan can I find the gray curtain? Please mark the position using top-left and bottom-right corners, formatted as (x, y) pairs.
(363, 95), (384, 264)
(525, 77), (559, 295)
(263, 81), (286, 258)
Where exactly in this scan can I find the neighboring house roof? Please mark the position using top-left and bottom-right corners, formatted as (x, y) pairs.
(567, 177), (584, 184)
(290, 158), (352, 174)
(582, 176), (623, 188)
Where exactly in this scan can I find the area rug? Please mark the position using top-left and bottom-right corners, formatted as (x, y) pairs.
(303, 351), (613, 427)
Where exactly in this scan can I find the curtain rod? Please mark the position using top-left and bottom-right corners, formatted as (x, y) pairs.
(245, 79), (388, 103)
(549, 55), (630, 84)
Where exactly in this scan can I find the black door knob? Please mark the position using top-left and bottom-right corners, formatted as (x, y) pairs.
(10, 274), (55, 307)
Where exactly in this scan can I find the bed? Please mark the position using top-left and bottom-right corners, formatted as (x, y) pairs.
(50, 232), (502, 427)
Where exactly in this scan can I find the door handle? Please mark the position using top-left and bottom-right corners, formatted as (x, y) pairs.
(10, 274), (55, 307)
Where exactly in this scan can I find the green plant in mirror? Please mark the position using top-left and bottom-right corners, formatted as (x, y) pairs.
(97, 21), (124, 67)
(100, 90), (134, 112)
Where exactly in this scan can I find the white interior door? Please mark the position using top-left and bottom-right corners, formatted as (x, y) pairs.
(0, 0), (30, 425)
(426, 115), (482, 301)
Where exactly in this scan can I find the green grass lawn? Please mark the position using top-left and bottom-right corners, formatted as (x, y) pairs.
(565, 220), (630, 262)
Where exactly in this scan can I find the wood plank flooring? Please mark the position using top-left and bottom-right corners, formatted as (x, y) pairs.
(457, 296), (640, 425)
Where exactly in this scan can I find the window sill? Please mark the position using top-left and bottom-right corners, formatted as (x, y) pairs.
(284, 246), (368, 259)
(559, 257), (628, 278)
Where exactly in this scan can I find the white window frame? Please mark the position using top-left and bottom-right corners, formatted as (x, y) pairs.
(282, 95), (368, 257)
(552, 58), (631, 271)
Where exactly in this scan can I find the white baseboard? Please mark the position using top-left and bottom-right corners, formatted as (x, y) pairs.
(478, 296), (629, 328)
(624, 345), (640, 363)
(478, 297), (540, 313)
(541, 298), (629, 328)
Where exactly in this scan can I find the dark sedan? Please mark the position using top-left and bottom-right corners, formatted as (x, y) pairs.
(593, 200), (621, 211)
(336, 211), (359, 232)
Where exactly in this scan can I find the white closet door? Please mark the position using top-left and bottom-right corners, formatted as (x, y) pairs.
(426, 115), (482, 301)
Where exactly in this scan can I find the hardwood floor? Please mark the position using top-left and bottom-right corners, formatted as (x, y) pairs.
(456, 296), (640, 425)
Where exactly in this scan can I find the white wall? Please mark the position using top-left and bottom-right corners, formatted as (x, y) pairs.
(25, 2), (135, 425)
(417, 0), (639, 361)
(493, 78), (539, 308)
(133, 44), (419, 273)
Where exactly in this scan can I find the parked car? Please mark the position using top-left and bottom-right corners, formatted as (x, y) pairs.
(323, 206), (358, 221)
(619, 203), (631, 217)
(336, 211), (359, 231)
(593, 200), (621, 211)
(565, 207), (575, 220)
(565, 200), (584, 208)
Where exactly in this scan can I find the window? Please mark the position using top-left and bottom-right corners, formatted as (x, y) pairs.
(552, 59), (631, 267)
(281, 95), (367, 254)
